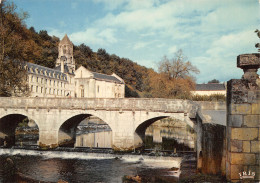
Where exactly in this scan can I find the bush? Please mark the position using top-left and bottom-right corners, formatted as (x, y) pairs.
(191, 94), (226, 101)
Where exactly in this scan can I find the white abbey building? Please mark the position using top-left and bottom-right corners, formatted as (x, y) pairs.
(26, 34), (125, 98)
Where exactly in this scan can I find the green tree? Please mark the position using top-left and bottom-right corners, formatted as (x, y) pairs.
(208, 79), (220, 83)
(0, 0), (29, 96)
(255, 29), (260, 52)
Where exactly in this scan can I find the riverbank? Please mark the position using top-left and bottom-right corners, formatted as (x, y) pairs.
(123, 153), (226, 182)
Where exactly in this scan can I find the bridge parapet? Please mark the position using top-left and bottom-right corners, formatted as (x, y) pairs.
(0, 97), (198, 117)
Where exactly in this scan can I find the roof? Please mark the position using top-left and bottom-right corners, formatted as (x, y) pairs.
(60, 34), (72, 45)
(195, 84), (226, 91)
(92, 72), (123, 84)
(26, 62), (67, 81)
(55, 65), (74, 75)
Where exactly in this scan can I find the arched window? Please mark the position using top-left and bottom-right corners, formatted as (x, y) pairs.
(80, 85), (84, 98)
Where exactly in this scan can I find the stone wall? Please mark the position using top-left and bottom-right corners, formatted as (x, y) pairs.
(226, 53), (260, 182)
(200, 123), (226, 175)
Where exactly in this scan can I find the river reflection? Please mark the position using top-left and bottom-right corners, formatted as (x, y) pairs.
(144, 119), (195, 152)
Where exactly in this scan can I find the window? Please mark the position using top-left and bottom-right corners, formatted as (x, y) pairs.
(50, 80), (51, 85)
(49, 88), (51, 94)
(41, 87), (43, 93)
(37, 77), (39, 82)
(45, 88), (47, 94)
(31, 76), (33, 82)
(45, 79), (47, 84)
(36, 86), (38, 92)
(57, 81), (59, 87)
(61, 82), (62, 87)
(41, 78), (43, 83)
(81, 89), (84, 97)
(54, 81), (55, 86)
(97, 86), (99, 93)
(80, 85), (84, 97)
(54, 89), (55, 94)
(31, 85), (33, 92)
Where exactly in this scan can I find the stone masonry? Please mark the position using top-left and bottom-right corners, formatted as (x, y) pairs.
(0, 98), (197, 150)
(226, 53), (260, 182)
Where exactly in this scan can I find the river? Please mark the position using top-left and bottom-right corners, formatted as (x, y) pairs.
(0, 118), (195, 182)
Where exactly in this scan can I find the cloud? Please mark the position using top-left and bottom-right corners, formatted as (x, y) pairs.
(43, 0), (258, 83)
(58, 21), (66, 27)
(168, 46), (177, 55)
(133, 42), (150, 50)
(97, 1), (178, 32)
(92, 0), (126, 10)
(206, 30), (256, 58)
(192, 29), (257, 83)
(71, 2), (78, 9)
(126, 0), (160, 10)
(70, 28), (117, 46)
(48, 29), (66, 38)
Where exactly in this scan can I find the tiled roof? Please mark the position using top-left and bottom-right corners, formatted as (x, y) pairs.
(195, 83), (226, 91)
(92, 72), (123, 84)
(60, 34), (72, 45)
(55, 65), (74, 75)
(26, 62), (67, 81)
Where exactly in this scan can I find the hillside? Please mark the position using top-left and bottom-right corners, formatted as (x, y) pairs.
(0, 0), (196, 99)
(24, 28), (158, 97)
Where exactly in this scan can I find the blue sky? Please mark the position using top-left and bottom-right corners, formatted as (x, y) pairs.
(12, 0), (260, 83)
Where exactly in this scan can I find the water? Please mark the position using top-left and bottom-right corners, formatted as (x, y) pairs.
(0, 118), (195, 182)
(0, 148), (182, 183)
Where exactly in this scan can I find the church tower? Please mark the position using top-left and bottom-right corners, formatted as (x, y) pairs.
(56, 34), (75, 74)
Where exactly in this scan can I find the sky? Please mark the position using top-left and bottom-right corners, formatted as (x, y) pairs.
(12, 0), (260, 83)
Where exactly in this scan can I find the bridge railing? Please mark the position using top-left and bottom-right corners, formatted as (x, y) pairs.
(0, 97), (198, 116)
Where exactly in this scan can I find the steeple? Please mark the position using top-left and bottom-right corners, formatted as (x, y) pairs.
(56, 34), (75, 74)
(60, 34), (72, 45)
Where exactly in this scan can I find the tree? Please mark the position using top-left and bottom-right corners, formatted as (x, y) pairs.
(158, 49), (199, 80)
(255, 29), (260, 52)
(0, 0), (29, 96)
(208, 79), (220, 83)
(156, 49), (199, 99)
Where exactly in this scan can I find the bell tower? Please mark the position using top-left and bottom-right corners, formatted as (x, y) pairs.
(56, 34), (75, 73)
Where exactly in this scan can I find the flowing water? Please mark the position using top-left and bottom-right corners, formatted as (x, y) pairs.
(0, 148), (182, 183)
(0, 118), (195, 182)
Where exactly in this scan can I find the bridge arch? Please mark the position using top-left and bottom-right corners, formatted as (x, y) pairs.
(0, 113), (39, 147)
(58, 113), (113, 147)
(133, 113), (196, 149)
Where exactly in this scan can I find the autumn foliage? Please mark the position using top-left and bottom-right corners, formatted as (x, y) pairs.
(0, 0), (199, 98)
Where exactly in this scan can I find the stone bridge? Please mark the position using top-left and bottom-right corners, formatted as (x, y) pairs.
(0, 97), (199, 150)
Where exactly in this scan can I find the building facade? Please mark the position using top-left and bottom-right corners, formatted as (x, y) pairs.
(26, 34), (125, 98)
(191, 83), (226, 96)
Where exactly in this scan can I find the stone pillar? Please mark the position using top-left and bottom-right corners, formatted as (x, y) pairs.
(226, 53), (260, 182)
